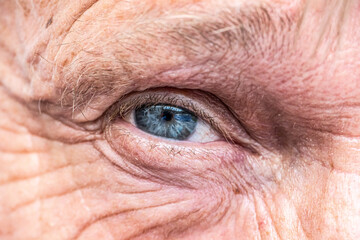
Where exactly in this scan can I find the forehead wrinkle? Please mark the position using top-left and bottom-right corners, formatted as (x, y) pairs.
(297, 0), (355, 58)
(59, 3), (294, 112)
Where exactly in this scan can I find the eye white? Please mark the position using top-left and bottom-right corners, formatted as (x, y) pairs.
(186, 119), (221, 143)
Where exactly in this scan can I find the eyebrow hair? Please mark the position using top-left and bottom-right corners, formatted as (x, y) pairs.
(57, 3), (295, 113)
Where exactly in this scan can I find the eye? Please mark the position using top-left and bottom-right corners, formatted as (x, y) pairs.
(128, 104), (220, 142)
(104, 88), (258, 148)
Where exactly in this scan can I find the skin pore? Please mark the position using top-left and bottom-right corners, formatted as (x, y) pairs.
(0, 0), (360, 239)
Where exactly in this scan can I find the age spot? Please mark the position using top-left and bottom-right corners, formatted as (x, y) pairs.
(45, 16), (53, 29)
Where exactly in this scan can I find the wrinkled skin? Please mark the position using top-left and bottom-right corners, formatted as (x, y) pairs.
(0, 0), (360, 239)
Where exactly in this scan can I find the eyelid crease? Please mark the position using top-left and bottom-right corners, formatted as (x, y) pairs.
(103, 88), (263, 154)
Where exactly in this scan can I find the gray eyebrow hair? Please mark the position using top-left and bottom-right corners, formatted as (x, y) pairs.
(58, 4), (294, 113)
(151, 6), (288, 51)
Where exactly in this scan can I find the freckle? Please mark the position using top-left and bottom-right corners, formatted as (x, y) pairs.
(45, 17), (53, 29)
(233, 188), (240, 194)
(62, 59), (69, 66)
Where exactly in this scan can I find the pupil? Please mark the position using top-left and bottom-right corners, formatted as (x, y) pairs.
(161, 111), (173, 121)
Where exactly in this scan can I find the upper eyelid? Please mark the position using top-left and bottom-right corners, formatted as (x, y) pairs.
(105, 91), (216, 130)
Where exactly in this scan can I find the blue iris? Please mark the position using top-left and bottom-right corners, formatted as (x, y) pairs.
(135, 104), (198, 140)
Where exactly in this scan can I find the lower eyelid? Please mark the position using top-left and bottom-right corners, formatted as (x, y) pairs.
(100, 113), (280, 195)
(103, 119), (252, 187)
(109, 118), (227, 150)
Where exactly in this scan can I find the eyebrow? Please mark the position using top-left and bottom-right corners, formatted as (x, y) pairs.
(56, 3), (295, 112)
